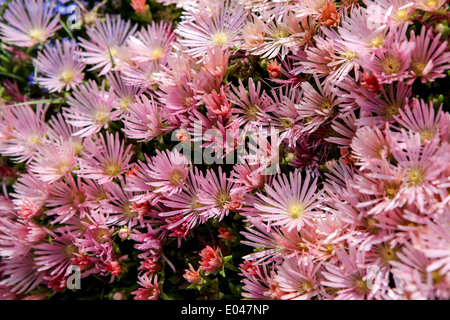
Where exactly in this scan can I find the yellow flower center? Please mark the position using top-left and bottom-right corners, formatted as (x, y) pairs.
(385, 103), (400, 119)
(370, 35), (384, 48)
(381, 56), (402, 76)
(169, 169), (185, 185)
(151, 48), (164, 60)
(380, 246), (398, 263)
(29, 29), (46, 43)
(393, 9), (408, 21)
(211, 32), (229, 46)
(280, 118), (294, 129)
(273, 28), (290, 41)
(94, 111), (110, 125)
(28, 136), (41, 146)
(245, 104), (259, 121)
(432, 269), (444, 285)
(60, 70), (75, 84)
(109, 47), (118, 57)
(426, 0), (437, 8)
(105, 163), (121, 176)
(408, 168), (424, 186)
(288, 204), (304, 219)
(420, 129), (435, 142)
(119, 97), (134, 112)
(354, 278), (370, 295)
(411, 61), (427, 76)
(217, 192), (231, 207)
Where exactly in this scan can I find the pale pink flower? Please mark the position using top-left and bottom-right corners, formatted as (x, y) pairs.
(253, 169), (324, 232)
(63, 80), (120, 137)
(175, 0), (247, 58)
(76, 132), (133, 185)
(79, 14), (137, 75)
(0, 0), (60, 47)
(34, 39), (85, 92)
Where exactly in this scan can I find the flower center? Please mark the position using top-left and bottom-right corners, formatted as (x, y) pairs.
(411, 61), (427, 76)
(380, 56), (402, 76)
(217, 192), (231, 207)
(420, 129), (435, 142)
(60, 70), (75, 84)
(370, 35), (384, 48)
(354, 277), (370, 295)
(151, 48), (164, 60)
(119, 97), (134, 111)
(393, 9), (408, 21)
(105, 163), (121, 177)
(95, 227), (111, 244)
(426, 0), (437, 8)
(288, 204), (304, 219)
(28, 136), (41, 146)
(109, 47), (118, 57)
(211, 32), (229, 46)
(29, 29), (46, 43)
(273, 28), (289, 41)
(408, 168), (424, 186)
(385, 103), (400, 119)
(245, 104), (259, 121)
(169, 169), (185, 185)
(94, 111), (110, 125)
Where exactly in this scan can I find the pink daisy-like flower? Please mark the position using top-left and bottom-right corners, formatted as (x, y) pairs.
(105, 71), (142, 114)
(274, 254), (323, 300)
(132, 274), (160, 300)
(175, 0), (247, 59)
(197, 167), (237, 222)
(0, 253), (45, 294)
(145, 149), (190, 197)
(11, 173), (50, 219)
(227, 78), (274, 125)
(394, 98), (444, 143)
(297, 77), (342, 134)
(0, 104), (49, 163)
(79, 14), (137, 75)
(33, 229), (78, 278)
(254, 169), (324, 232)
(127, 21), (175, 64)
(321, 244), (389, 300)
(358, 24), (415, 84)
(45, 174), (88, 224)
(28, 139), (77, 184)
(33, 39), (85, 93)
(0, 0), (60, 47)
(63, 80), (120, 137)
(122, 95), (174, 143)
(407, 27), (450, 84)
(159, 168), (209, 232)
(76, 132), (133, 185)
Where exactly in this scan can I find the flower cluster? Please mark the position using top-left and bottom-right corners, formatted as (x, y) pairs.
(0, 0), (449, 300)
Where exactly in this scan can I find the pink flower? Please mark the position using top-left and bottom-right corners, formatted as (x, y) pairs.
(407, 27), (450, 84)
(76, 132), (133, 185)
(183, 263), (202, 284)
(33, 39), (85, 92)
(79, 14), (137, 75)
(253, 169), (324, 232)
(0, 0), (60, 47)
(63, 80), (120, 137)
(358, 24), (415, 84)
(132, 274), (160, 300)
(175, 0), (247, 59)
(199, 245), (223, 273)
